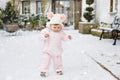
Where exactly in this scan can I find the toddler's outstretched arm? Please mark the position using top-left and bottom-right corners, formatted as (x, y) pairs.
(62, 31), (72, 41)
(40, 28), (49, 40)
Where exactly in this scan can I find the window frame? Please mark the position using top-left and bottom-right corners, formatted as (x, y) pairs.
(109, 0), (118, 13)
(36, 1), (42, 14)
(22, 1), (30, 14)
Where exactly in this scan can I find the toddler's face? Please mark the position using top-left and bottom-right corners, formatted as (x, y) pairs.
(50, 24), (62, 32)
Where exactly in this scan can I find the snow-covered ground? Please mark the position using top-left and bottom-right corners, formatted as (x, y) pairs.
(0, 26), (120, 80)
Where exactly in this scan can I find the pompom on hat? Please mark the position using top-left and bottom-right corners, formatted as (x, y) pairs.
(46, 12), (66, 27)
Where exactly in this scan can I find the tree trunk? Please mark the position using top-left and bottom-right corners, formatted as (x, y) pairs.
(74, 0), (82, 29)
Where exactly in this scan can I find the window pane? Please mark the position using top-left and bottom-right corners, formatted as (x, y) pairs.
(22, 1), (30, 14)
(37, 1), (42, 14)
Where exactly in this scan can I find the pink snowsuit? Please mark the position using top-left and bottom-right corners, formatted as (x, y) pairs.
(40, 27), (69, 73)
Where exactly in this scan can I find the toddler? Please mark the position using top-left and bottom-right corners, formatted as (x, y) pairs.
(39, 12), (72, 77)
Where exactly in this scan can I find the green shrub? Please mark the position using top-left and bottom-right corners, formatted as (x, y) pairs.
(83, 0), (94, 22)
(83, 12), (94, 22)
(86, 0), (94, 5)
(1, 1), (19, 24)
(86, 7), (94, 12)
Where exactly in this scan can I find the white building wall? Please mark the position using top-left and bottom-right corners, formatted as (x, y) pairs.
(19, 1), (22, 15)
(96, 0), (119, 23)
(0, 0), (6, 9)
(30, 1), (36, 14)
(96, 0), (113, 23)
(0, 0), (10, 9)
(117, 1), (120, 16)
(95, 0), (100, 22)
(81, 0), (87, 22)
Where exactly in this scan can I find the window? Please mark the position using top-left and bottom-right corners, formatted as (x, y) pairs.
(22, 1), (30, 14)
(110, 0), (118, 13)
(36, 1), (42, 14)
(110, 0), (113, 12)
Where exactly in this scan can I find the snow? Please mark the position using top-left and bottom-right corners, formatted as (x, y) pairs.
(0, 26), (120, 80)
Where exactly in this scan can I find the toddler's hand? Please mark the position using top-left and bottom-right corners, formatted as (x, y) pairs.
(68, 35), (72, 40)
(44, 34), (49, 38)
